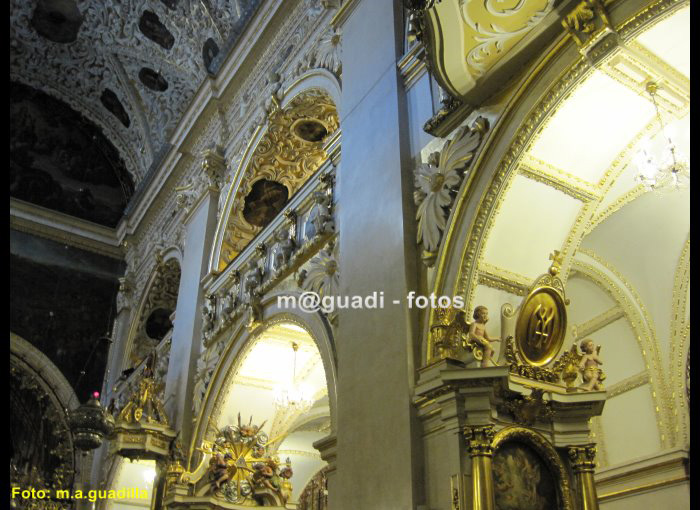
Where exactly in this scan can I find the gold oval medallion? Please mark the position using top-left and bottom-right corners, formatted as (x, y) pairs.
(515, 286), (567, 366)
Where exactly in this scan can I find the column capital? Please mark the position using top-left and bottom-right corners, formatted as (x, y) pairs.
(567, 444), (597, 473)
(200, 145), (226, 190)
(463, 425), (495, 457)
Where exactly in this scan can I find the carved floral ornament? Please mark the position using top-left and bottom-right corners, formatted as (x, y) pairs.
(414, 116), (488, 265)
(218, 89), (339, 270)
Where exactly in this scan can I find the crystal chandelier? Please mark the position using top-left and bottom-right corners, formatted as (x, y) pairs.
(634, 82), (690, 192)
(273, 342), (313, 413)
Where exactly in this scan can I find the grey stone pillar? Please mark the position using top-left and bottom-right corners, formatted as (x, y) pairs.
(334, 1), (421, 508)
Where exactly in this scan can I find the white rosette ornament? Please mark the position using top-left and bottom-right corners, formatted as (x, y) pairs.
(413, 117), (488, 266)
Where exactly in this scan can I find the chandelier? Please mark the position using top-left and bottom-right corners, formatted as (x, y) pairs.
(634, 82), (690, 192)
(273, 342), (313, 413)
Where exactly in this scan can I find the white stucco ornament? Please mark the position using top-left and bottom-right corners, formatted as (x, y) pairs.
(414, 152), (461, 254)
(314, 27), (342, 76)
(413, 116), (488, 264)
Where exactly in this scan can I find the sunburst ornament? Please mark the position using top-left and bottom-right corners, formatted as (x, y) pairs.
(203, 415), (293, 505)
(301, 244), (339, 298)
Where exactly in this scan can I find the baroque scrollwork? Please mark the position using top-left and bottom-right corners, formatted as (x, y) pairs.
(129, 258), (181, 366)
(464, 425), (496, 457)
(176, 147), (227, 215)
(414, 116), (488, 265)
(499, 388), (554, 426)
(562, 0), (612, 49)
(567, 444), (597, 473)
(219, 89), (339, 268)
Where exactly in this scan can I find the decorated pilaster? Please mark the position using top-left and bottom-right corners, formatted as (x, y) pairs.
(464, 425), (496, 510)
(103, 272), (135, 401)
(568, 444), (599, 510)
(164, 146), (226, 441)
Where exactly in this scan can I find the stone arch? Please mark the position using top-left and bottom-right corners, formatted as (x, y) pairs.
(189, 290), (338, 470)
(425, 0), (689, 367)
(211, 77), (340, 273)
(10, 332), (92, 493)
(123, 256), (182, 370)
(426, 0), (688, 469)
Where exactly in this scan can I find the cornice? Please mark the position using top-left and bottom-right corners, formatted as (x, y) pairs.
(398, 43), (428, 91)
(10, 198), (123, 259)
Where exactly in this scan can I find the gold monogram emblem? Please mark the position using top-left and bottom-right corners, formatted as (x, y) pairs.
(515, 287), (567, 366)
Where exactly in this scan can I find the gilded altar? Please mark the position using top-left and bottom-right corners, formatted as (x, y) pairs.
(417, 254), (606, 510)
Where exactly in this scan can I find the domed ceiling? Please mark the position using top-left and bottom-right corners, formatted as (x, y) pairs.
(10, 0), (264, 225)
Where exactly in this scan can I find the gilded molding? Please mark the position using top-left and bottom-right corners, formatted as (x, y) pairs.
(586, 185), (646, 234)
(615, 0), (689, 43)
(602, 44), (689, 115)
(589, 417), (609, 467)
(572, 259), (672, 448)
(444, 0), (687, 318)
(606, 370), (650, 399)
(452, 56), (589, 313)
(669, 236), (690, 446)
(477, 263), (531, 297)
(571, 306), (624, 339)
(518, 156), (601, 202)
(218, 89), (339, 268)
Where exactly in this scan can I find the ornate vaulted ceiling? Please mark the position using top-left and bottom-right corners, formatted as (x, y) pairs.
(10, 0), (263, 225)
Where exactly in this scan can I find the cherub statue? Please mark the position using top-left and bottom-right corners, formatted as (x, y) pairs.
(578, 339), (604, 390)
(273, 227), (295, 271)
(209, 452), (234, 490)
(468, 305), (501, 368)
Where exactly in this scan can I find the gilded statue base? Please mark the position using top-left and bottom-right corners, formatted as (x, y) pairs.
(110, 421), (178, 461)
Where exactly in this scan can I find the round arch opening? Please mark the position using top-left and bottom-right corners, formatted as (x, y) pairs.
(431, 2), (689, 467)
(212, 321), (331, 505)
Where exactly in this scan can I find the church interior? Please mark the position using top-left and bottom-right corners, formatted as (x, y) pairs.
(10, 0), (689, 509)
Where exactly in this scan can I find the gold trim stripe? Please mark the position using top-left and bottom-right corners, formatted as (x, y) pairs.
(598, 475), (689, 501)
